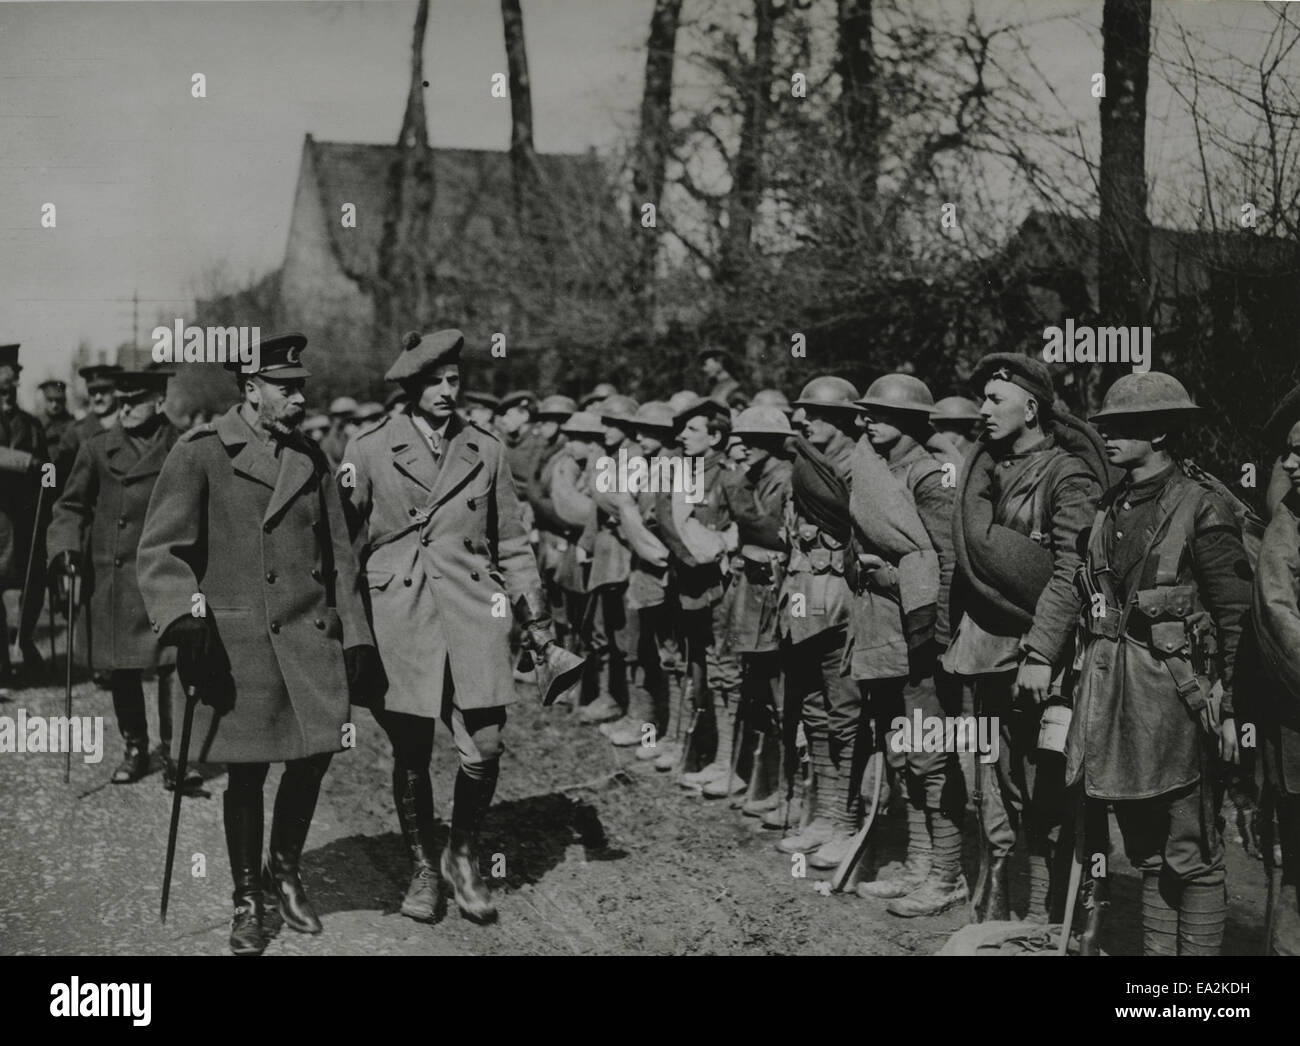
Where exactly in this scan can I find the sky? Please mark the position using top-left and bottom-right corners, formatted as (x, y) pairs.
(0, 0), (1290, 407)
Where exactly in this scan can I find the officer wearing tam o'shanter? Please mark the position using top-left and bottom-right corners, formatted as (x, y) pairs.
(1069, 372), (1250, 956)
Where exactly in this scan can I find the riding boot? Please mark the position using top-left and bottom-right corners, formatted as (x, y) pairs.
(1079, 875), (1109, 956)
(263, 757), (328, 934)
(973, 854), (1010, 922)
(224, 789), (265, 956)
(1178, 881), (1227, 956)
(1141, 873), (1179, 956)
(441, 769), (498, 924)
(394, 767), (438, 922)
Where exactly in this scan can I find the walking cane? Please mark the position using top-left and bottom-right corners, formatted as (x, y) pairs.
(63, 564), (77, 784)
(1058, 792), (1087, 955)
(17, 483), (47, 670)
(161, 683), (199, 924)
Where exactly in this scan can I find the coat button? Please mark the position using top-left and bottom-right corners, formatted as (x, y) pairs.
(464, 538), (474, 550)
(270, 622), (280, 634)
(403, 578), (412, 587)
(311, 568), (321, 581)
(117, 517), (126, 529)
(471, 571), (480, 581)
(467, 498), (476, 510)
(114, 556), (123, 567)
(263, 524), (272, 534)
(266, 571), (277, 583)
(421, 537), (430, 546)
(314, 618), (326, 630)
(409, 507), (418, 517)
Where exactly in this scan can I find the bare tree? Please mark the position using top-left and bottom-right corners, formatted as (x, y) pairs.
(501, 0), (541, 229)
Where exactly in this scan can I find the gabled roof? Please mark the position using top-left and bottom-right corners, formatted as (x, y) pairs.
(299, 135), (615, 290)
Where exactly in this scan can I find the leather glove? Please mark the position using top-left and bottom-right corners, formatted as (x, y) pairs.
(160, 615), (213, 695)
(49, 549), (82, 578)
(344, 644), (388, 707)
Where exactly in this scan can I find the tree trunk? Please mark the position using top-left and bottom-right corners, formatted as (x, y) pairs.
(630, 0), (684, 317)
(719, 0), (777, 285)
(836, 0), (879, 203)
(1097, 0), (1151, 409)
(376, 0), (437, 341)
(501, 0), (540, 230)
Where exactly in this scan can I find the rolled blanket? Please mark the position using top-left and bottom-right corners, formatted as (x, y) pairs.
(791, 436), (851, 544)
(954, 409), (1112, 628)
(849, 437), (940, 617)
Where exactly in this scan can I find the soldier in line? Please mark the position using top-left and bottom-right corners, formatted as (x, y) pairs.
(549, 411), (607, 710)
(320, 396), (358, 468)
(341, 329), (561, 926)
(657, 397), (741, 784)
(137, 334), (382, 956)
(352, 402), (386, 432)
(1068, 373), (1249, 956)
(845, 375), (964, 914)
(526, 395), (578, 648)
(926, 396), (982, 471)
(774, 377), (859, 860)
(495, 391), (539, 494)
(302, 414), (330, 445)
(724, 405), (794, 807)
(38, 379), (74, 451)
(944, 354), (1101, 922)
(616, 402), (675, 754)
(47, 370), (199, 789)
(580, 383), (618, 411)
(0, 344), (50, 681)
(1255, 387), (1300, 956)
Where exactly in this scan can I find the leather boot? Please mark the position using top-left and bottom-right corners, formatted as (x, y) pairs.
(887, 870), (970, 918)
(1178, 881), (1226, 956)
(973, 855), (1010, 922)
(858, 803), (932, 897)
(224, 790), (266, 956)
(605, 683), (656, 746)
(393, 769), (438, 922)
(263, 765), (326, 935)
(442, 770), (498, 924)
(1140, 873), (1179, 956)
(111, 739), (149, 784)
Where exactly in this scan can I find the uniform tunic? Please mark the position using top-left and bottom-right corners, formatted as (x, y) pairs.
(341, 410), (543, 717)
(1254, 489), (1300, 795)
(724, 455), (791, 653)
(137, 406), (371, 764)
(47, 419), (181, 670)
(0, 407), (49, 587)
(55, 413), (114, 489)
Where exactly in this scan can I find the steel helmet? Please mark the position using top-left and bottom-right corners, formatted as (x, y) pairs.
(667, 390), (703, 414)
(1090, 372), (1200, 422)
(929, 396), (982, 423)
(793, 375), (860, 410)
(536, 394), (578, 420)
(732, 405), (794, 438)
(856, 373), (935, 414)
(328, 396), (358, 417)
(752, 388), (792, 413)
(560, 411), (607, 437)
(580, 382), (619, 408)
(599, 394), (640, 427)
(631, 401), (675, 430)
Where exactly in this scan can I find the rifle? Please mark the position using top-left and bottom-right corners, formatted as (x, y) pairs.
(160, 683), (199, 923)
(830, 721), (885, 892)
(674, 635), (700, 783)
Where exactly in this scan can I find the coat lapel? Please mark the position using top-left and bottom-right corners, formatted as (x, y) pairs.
(264, 439), (316, 526)
(122, 423), (179, 482)
(428, 415), (484, 511)
(103, 425), (139, 478)
(215, 406), (281, 493)
(389, 413), (440, 497)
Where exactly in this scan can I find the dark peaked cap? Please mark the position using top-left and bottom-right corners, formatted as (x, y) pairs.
(80, 364), (124, 384)
(0, 344), (21, 372)
(115, 370), (173, 397)
(223, 332), (311, 380)
(971, 352), (1055, 407)
(38, 379), (67, 393)
(386, 329), (464, 383)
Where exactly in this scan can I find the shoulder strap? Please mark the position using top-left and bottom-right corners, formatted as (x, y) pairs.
(1154, 482), (1208, 586)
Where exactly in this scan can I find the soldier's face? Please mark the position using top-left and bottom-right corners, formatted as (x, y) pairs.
(636, 429), (665, 456)
(1098, 416), (1164, 468)
(88, 383), (117, 417)
(680, 415), (714, 456)
(252, 376), (306, 435)
(44, 391), (68, 416)
(0, 369), (17, 412)
(566, 435), (599, 464)
(119, 393), (162, 431)
(701, 356), (722, 380)
(416, 365), (459, 423)
(1280, 421), (1300, 491)
(980, 380), (1034, 442)
(865, 410), (906, 450)
(537, 418), (561, 441)
(603, 422), (629, 449)
(741, 440), (771, 471)
(803, 407), (842, 449)
(500, 405), (531, 435)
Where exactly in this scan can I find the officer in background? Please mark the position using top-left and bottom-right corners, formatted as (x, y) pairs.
(56, 364), (123, 484)
(38, 379), (74, 450)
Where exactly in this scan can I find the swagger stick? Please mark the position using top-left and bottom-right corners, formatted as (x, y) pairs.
(160, 684), (199, 923)
(63, 566), (77, 784)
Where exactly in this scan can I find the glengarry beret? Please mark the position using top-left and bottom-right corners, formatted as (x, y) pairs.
(385, 329), (464, 383)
